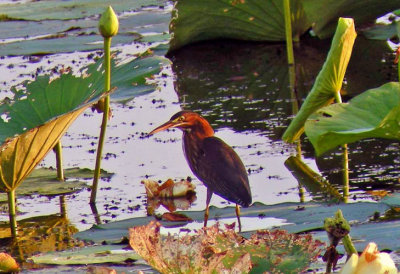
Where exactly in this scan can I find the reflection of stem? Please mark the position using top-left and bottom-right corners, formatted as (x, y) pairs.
(298, 183), (305, 203)
(90, 202), (102, 225)
(91, 36), (112, 204)
(60, 195), (67, 219)
(54, 141), (64, 181)
(12, 237), (24, 262)
(7, 189), (17, 238)
(285, 156), (343, 202)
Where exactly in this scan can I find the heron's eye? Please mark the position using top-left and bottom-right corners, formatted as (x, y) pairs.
(178, 116), (185, 122)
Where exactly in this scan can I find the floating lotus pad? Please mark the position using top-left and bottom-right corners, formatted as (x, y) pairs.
(0, 0), (166, 21)
(0, 2), (170, 56)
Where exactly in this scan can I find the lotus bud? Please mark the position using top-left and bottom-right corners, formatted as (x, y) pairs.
(98, 6), (119, 38)
(340, 242), (398, 274)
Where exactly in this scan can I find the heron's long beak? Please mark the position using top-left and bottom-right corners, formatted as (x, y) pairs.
(148, 120), (179, 136)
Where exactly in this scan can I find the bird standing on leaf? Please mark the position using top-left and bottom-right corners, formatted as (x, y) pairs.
(149, 110), (252, 231)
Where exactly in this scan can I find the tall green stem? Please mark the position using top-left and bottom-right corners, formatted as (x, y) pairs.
(334, 91), (349, 202)
(55, 141), (64, 181)
(283, 0), (294, 66)
(91, 37), (111, 204)
(7, 189), (17, 237)
(342, 144), (349, 202)
(343, 234), (357, 255)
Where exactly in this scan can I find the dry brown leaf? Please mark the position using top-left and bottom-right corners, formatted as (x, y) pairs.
(130, 221), (324, 273)
(141, 179), (196, 199)
(366, 190), (388, 198)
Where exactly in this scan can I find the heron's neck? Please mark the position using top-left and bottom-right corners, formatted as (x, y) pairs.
(183, 119), (214, 139)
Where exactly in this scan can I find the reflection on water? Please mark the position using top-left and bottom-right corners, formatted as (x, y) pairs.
(0, 213), (82, 267)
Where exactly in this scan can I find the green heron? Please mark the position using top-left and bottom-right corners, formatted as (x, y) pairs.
(149, 110), (252, 231)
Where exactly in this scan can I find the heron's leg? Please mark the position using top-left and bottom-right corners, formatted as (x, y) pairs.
(235, 204), (242, 232)
(204, 189), (213, 227)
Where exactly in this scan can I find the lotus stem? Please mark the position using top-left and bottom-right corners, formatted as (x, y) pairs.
(342, 144), (349, 202)
(283, 0), (294, 66)
(54, 141), (64, 181)
(285, 1), (301, 160)
(7, 189), (17, 237)
(333, 90), (350, 201)
(91, 36), (111, 204)
(343, 234), (357, 256)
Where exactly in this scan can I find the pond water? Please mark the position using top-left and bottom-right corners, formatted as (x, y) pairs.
(10, 37), (395, 234)
(0, 0), (399, 272)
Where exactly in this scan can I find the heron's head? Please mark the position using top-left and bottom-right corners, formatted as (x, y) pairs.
(149, 110), (214, 137)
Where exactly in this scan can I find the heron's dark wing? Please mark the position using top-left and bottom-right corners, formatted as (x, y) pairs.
(191, 136), (252, 207)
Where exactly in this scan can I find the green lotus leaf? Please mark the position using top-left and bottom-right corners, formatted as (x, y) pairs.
(168, 0), (309, 52)
(302, 0), (400, 38)
(282, 17), (356, 142)
(84, 55), (169, 103)
(304, 82), (400, 156)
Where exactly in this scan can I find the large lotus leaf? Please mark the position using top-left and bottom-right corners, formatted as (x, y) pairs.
(282, 17), (356, 142)
(0, 55), (167, 191)
(168, 0), (309, 52)
(302, 0), (400, 38)
(0, 107), (88, 192)
(0, 0), (165, 21)
(304, 82), (400, 156)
